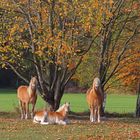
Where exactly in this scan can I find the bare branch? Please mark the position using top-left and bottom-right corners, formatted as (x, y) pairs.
(5, 62), (29, 84)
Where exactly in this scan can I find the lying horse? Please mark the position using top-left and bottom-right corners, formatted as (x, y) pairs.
(86, 77), (103, 123)
(17, 76), (38, 119)
(33, 102), (70, 125)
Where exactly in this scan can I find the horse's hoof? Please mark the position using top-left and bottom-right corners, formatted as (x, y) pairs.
(25, 115), (29, 119)
(21, 115), (24, 120)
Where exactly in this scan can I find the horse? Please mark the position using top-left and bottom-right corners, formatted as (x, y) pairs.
(86, 77), (103, 123)
(17, 76), (38, 119)
(33, 102), (70, 125)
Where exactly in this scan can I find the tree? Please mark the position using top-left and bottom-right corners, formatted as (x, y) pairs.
(136, 80), (140, 117)
(115, 36), (140, 116)
(0, 0), (112, 110)
(76, 0), (140, 90)
(75, 0), (140, 115)
(117, 43), (140, 90)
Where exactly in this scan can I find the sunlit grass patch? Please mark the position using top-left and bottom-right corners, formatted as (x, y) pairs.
(0, 89), (137, 113)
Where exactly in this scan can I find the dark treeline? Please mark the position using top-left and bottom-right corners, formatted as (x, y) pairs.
(0, 69), (17, 88)
(0, 69), (82, 92)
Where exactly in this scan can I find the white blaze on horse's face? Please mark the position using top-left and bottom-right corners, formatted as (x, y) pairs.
(93, 78), (100, 90)
(31, 77), (38, 87)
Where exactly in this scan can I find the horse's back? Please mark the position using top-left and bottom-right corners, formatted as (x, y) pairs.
(17, 86), (29, 102)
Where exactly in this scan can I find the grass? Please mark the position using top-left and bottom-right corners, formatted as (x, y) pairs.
(0, 89), (137, 113)
(0, 113), (140, 140)
(0, 89), (140, 140)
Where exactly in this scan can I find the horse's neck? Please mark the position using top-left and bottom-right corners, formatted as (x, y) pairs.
(28, 85), (36, 97)
(58, 109), (67, 117)
(57, 106), (67, 117)
(56, 105), (64, 112)
(92, 87), (100, 95)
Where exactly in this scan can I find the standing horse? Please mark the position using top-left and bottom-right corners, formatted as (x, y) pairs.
(86, 77), (103, 123)
(33, 102), (70, 125)
(17, 76), (38, 119)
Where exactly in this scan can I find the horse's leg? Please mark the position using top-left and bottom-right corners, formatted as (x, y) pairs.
(93, 107), (97, 122)
(40, 121), (49, 125)
(22, 103), (26, 119)
(90, 107), (94, 122)
(97, 106), (101, 123)
(19, 100), (24, 119)
(56, 118), (66, 125)
(31, 102), (35, 119)
(58, 120), (67, 125)
(25, 103), (29, 119)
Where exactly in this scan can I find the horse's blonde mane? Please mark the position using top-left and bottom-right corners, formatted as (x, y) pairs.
(56, 104), (65, 112)
(28, 77), (37, 96)
(93, 77), (101, 87)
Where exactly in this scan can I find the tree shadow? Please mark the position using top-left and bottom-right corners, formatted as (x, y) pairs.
(69, 111), (140, 124)
(0, 111), (140, 124)
(0, 112), (19, 119)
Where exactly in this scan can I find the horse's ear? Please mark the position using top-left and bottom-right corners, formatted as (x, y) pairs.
(65, 102), (70, 106)
(31, 75), (37, 79)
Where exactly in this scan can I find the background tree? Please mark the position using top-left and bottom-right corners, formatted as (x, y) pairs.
(75, 0), (140, 114)
(76, 0), (140, 90)
(1, 0), (139, 112)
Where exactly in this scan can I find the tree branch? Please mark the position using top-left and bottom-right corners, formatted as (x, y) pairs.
(103, 25), (138, 87)
(5, 62), (29, 84)
(63, 56), (83, 87)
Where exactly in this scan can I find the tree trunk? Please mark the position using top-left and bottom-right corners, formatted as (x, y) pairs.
(54, 91), (63, 111)
(101, 91), (107, 116)
(135, 81), (140, 117)
(43, 75), (65, 111)
(43, 89), (64, 111)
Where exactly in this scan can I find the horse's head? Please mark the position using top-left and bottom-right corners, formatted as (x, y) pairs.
(30, 76), (38, 88)
(56, 102), (70, 114)
(93, 77), (101, 90)
(64, 102), (70, 113)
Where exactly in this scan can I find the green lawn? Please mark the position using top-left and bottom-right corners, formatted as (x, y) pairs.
(0, 89), (137, 113)
(0, 89), (140, 140)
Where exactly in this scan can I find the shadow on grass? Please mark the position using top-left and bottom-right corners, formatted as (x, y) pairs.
(0, 111), (140, 124)
(69, 111), (134, 118)
(69, 111), (140, 124)
(0, 112), (19, 119)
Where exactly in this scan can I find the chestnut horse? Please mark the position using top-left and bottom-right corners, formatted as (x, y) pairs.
(17, 76), (38, 119)
(33, 102), (70, 125)
(86, 77), (103, 123)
